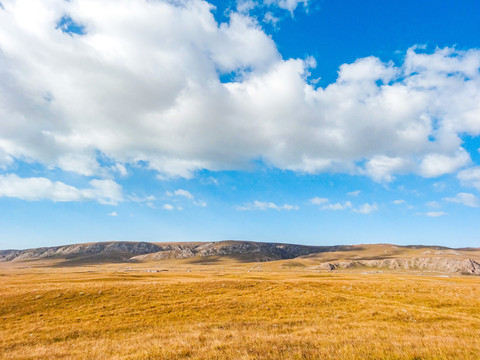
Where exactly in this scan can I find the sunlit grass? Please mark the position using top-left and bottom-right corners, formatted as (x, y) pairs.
(1, 265), (480, 359)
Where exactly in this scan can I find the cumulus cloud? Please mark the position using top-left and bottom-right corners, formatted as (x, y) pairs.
(353, 203), (378, 214)
(364, 156), (411, 182)
(1, 1), (480, 183)
(171, 189), (194, 200)
(393, 199), (405, 205)
(0, 174), (123, 205)
(163, 204), (174, 210)
(443, 193), (479, 208)
(166, 189), (206, 207)
(112, 163), (128, 176)
(107, 211), (118, 216)
(458, 167), (480, 190)
(310, 197), (328, 205)
(236, 200), (299, 211)
(418, 150), (470, 178)
(322, 201), (352, 211)
(347, 190), (360, 196)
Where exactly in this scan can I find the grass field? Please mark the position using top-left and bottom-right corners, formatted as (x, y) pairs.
(1, 262), (480, 359)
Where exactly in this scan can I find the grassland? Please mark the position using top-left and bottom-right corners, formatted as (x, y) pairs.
(1, 261), (480, 359)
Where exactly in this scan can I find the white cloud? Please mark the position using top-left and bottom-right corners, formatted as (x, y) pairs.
(353, 203), (378, 214)
(433, 182), (446, 192)
(128, 194), (156, 203)
(443, 193), (479, 208)
(393, 199), (405, 205)
(238, 0), (308, 16)
(193, 200), (207, 207)
(166, 188), (207, 207)
(364, 156), (411, 182)
(310, 197), (328, 205)
(347, 190), (360, 197)
(128, 194), (156, 209)
(112, 163), (128, 176)
(322, 201), (352, 211)
(426, 201), (441, 209)
(458, 167), (480, 190)
(0, 174), (123, 205)
(201, 176), (219, 186)
(418, 150), (470, 178)
(172, 189), (194, 200)
(55, 153), (99, 176)
(107, 211), (118, 216)
(0, 1), (480, 182)
(236, 0), (256, 14)
(263, 12), (280, 28)
(421, 211), (447, 217)
(264, 0), (308, 14)
(163, 203), (174, 210)
(81, 179), (124, 205)
(237, 200), (299, 211)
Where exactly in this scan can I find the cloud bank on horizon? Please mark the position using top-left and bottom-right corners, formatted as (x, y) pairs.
(0, 0), (480, 206)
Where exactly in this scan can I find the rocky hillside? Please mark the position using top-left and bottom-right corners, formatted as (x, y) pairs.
(315, 257), (480, 275)
(131, 241), (331, 262)
(0, 241), (329, 263)
(2, 241), (480, 276)
(0, 241), (162, 262)
(297, 244), (480, 276)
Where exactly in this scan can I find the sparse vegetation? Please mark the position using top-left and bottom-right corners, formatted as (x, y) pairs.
(1, 262), (480, 359)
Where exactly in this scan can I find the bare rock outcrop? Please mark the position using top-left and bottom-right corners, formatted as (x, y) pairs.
(315, 257), (480, 275)
(1, 241), (328, 263)
(2, 241), (480, 276)
(132, 241), (328, 262)
(358, 257), (480, 275)
(0, 242), (162, 262)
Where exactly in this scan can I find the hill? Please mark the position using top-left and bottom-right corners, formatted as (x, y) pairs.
(0, 240), (329, 264)
(1, 241), (480, 275)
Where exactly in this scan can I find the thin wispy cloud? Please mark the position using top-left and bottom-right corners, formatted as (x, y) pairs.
(167, 190), (194, 200)
(310, 197), (329, 205)
(166, 189), (207, 207)
(128, 194), (156, 203)
(426, 201), (441, 209)
(443, 193), (479, 208)
(322, 201), (352, 211)
(353, 203), (378, 214)
(417, 211), (447, 217)
(237, 201), (299, 211)
(458, 168), (480, 191)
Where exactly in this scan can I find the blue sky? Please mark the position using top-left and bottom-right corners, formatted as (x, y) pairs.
(1, 0), (480, 249)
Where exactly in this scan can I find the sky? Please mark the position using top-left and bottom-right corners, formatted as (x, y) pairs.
(1, 0), (480, 249)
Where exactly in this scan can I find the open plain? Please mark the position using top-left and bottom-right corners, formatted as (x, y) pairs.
(2, 242), (480, 360)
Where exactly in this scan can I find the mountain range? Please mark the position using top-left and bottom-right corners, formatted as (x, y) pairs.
(1, 241), (480, 275)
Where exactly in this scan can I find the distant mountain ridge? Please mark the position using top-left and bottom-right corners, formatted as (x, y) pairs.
(0, 240), (330, 263)
(2, 241), (480, 276)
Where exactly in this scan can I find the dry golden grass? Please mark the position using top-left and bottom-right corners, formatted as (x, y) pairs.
(1, 262), (480, 359)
